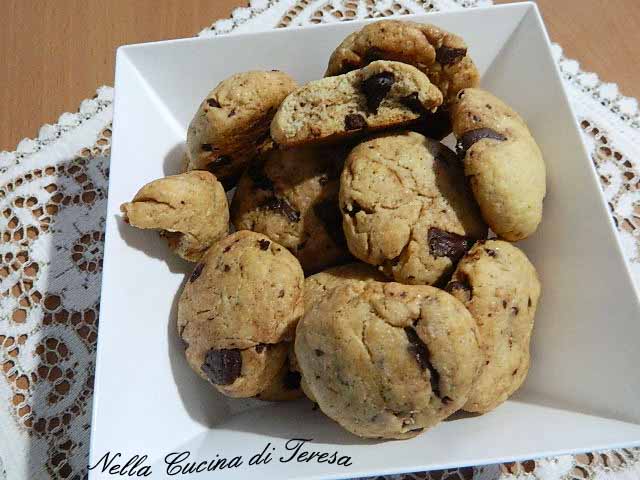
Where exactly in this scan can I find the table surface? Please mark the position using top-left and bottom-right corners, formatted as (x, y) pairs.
(1, 0), (639, 151)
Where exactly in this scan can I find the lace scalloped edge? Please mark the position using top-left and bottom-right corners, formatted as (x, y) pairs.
(0, 86), (114, 166)
(196, 0), (493, 36)
(197, 0), (276, 36)
(551, 44), (639, 129)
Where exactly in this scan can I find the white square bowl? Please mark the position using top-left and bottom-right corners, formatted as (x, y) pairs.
(91, 3), (640, 479)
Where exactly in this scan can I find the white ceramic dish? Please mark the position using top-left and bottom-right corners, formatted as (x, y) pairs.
(90, 3), (640, 479)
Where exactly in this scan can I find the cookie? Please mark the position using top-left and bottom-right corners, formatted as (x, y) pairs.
(325, 20), (479, 105)
(446, 240), (541, 413)
(450, 88), (546, 241)
(295, 281), (481, 439)
(256, 348), (304, 402)
(271, 60), (442, 147)
(185, 70), (298, 189)
(304, 262), (386, 308)
(120, 171), (228, 262)
(231, 145), (351, 274)
(340, 131), (487, 286)
(178, 230), (304, 397)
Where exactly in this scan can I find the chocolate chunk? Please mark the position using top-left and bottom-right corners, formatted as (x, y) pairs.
(485, 248), (496, 257)
(528, 297), (532, 308)
(283, 370), (301, 390)
(258, 239), (271, 250)
(247, 162), (274, 191)
(278, 289), (285, 298)
(228, 109), (236, 118)
(201, 348), (242, 385)
(361, 71), (395, 113)
(436, 46), (467, 65)
(261, 197), (300, 222)
(502, 300), (508, 308)
(400, 92), (424, 114)
(207, 98), (221, 108)
(456, 128), (507, 157)
(189, 263), (204, 283)
(427, 227), (475, 263)
(344, 114), (367, 131)
(512, 306), (519, 316)
(314, 349), (325, 357)
(313, 198), (346, 246)
(405, 328), (441, 398)
(223, 264), (231, 272)
(445, 278), (472, 302)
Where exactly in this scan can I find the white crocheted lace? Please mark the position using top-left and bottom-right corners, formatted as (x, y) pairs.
(0, 1), (638, 479)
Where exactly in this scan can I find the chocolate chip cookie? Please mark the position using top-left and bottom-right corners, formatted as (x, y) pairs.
(325, 20), (479, 106)
(271, 61), (442, 148)
(178, 230), (304, 397)
(446, 240), (541, 413)
(340, 131), (487, 285)
(304, 262), (386, 308)
(120, 171), (228, 262)
(186, 70), (298, 189)
(295, 281), (481, 439)
(450, 88), (546, 241)
(230, 145), (351, 274)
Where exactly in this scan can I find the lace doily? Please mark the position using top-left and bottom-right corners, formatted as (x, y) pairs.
(0, 1), (638, 479)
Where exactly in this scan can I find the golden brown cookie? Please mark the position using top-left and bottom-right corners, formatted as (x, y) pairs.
(178, 231), (304, 397)
(231, 145), (351, 274)
(186, 70), (298, 189)
(120, 171), (228, 262)
(325, 20), (479, 105)
(271, 61), (442, 147)
(304, 262), (386, 308)
(295, 281), (481, 439)
(446, 240), (541, 413)
(340, 131), (487, 285)
(450, 88), (546, 241)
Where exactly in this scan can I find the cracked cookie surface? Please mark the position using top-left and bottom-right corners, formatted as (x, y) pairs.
(186, 70), (298, 189)
(271, 61), (442, 147)
(120, 171), (229, 262)
(450, 88), (546, 241)
(304, 262), (386, 309)
(231, 145), (351, 274)
(178, 230), (304, 397)
(295, 281), (481, 439)
(446, 240), (541, 413)
(340, 131), (487, 285)
(325, 20), (479, 105)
